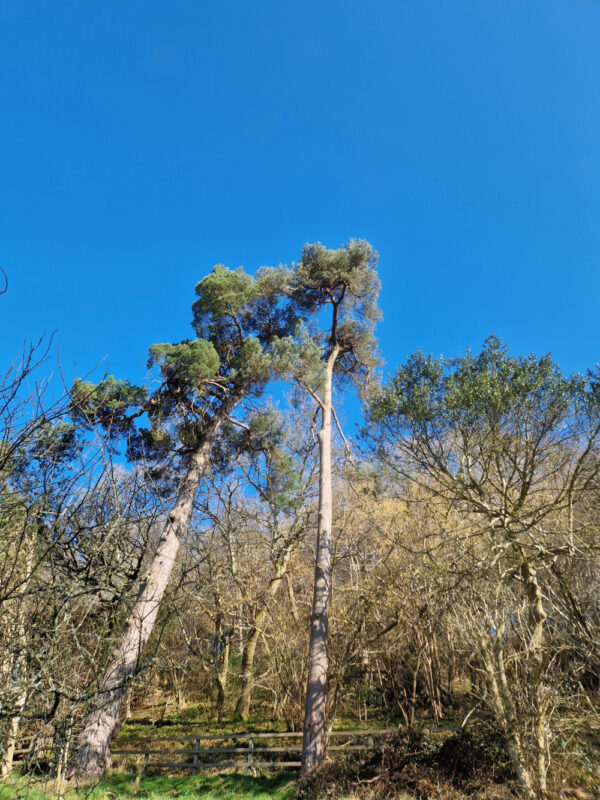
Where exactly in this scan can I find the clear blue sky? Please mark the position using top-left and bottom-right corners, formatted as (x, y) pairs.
(1, 1), (599, 407)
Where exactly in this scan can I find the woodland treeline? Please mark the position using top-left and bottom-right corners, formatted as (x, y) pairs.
(1, 243), (599, 800)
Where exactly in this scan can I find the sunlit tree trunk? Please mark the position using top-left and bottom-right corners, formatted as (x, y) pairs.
(301, 347), (338, 774)
(522, 561), (549, 800)
(235, 608), (265, 721)
(479, 628), (535, 800)
(215, 636), (230, 723)
(1, 687), (27, 777)
(70, 426), (221, 779)
(286, 573), (300, 623)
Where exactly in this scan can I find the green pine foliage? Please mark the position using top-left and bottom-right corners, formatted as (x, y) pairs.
(70, 263), (300, 467)
(272, 239), (382, 398)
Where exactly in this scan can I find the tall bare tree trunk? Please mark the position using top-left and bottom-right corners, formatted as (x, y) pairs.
(69, 426), (221, 779)
(301, 348), (338, 774)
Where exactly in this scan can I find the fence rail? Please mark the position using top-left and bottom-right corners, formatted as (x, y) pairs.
(111, 728), (398, 774)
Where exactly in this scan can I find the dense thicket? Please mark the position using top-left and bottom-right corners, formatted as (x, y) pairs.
(1, 251), (599, 800)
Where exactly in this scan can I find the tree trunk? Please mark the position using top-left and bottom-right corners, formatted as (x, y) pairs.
(479, 629), (535, 800)
(1, 540), (33, 777)
(69, 427), (221, 779)
(235, 608), (265, 721)
(215, 637), (230, 723)
(286, 573), (300, 623)
(1, 705), (25, 778)
(522, 561), (549, 800)
(301, 348), (338, 774)
(235, 546), (294, 720)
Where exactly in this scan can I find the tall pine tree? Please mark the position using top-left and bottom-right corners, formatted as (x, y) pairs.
(69, 263), (296, 778)
(277, 239), (381, 773)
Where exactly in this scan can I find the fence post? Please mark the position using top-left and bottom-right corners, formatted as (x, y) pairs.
(246, 736), (254, 775)
(143, 751), (149, 775)
(192, 738), (200, 776)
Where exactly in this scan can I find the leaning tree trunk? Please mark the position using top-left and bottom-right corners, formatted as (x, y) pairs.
(301, 347), (338, 774)
(69, 424), (223, 779)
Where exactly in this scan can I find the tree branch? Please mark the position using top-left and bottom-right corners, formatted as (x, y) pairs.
(331, 404), (351, 453)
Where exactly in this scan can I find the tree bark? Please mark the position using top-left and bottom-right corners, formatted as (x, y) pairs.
(235, 545), (294, 720)
(215, 636), (230, 723)
(286, 573), (300, 623)
(69, 423), (223, 779)
(1, 698), (26, 778)
(479, 629), (535, 800)
(235, 608), (265, 721)
(522, 561), (549, 800)
(1, 537), (33, 777)
(301, 347), (338, 774)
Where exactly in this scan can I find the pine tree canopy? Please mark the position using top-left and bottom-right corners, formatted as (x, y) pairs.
(71, 262), (299, 462)
(274, 239), (382, 395)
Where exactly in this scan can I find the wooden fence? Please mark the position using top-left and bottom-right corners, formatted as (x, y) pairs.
(111, 728), (398, 774)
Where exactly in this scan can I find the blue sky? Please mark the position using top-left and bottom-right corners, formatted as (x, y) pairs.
(1, 0), (599, 419)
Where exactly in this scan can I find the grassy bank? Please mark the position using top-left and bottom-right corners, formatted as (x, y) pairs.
(0, 772), (297, 800)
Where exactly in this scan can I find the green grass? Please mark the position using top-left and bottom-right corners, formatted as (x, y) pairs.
(0, 772), (297, 800)
(96, 772), (297, 800)
(0, 773), (418, 800)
